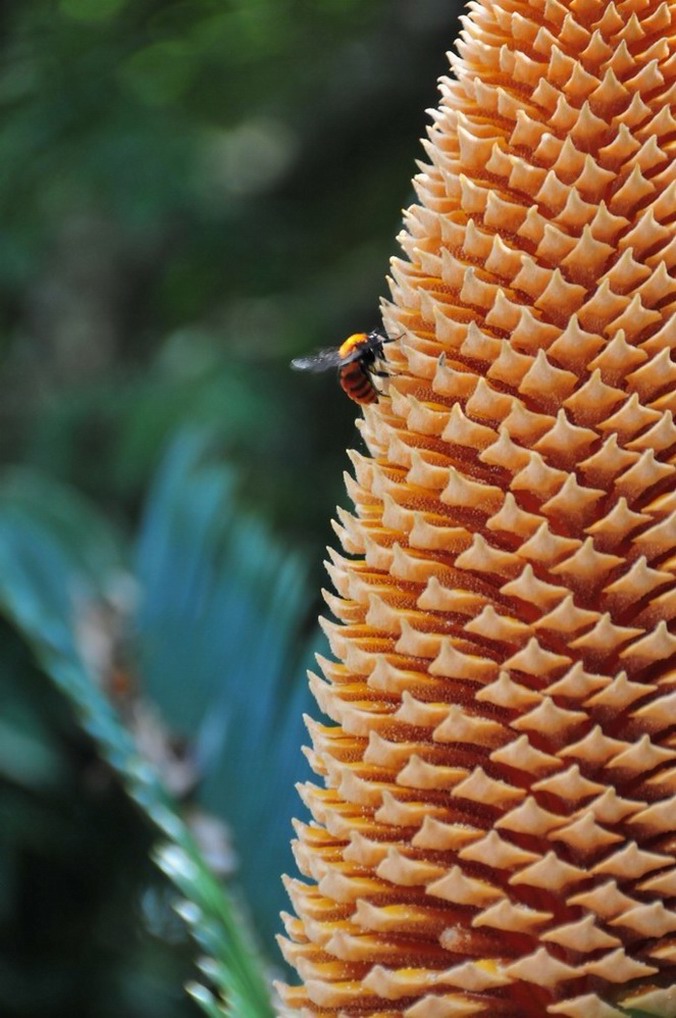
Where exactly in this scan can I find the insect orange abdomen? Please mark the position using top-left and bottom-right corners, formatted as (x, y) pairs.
(339, 360), (379, 404)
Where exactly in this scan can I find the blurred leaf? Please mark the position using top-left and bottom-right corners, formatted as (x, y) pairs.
(0, 716), (63, 789)
(0, 467), (124, 581)
(0, 0), (457, 548)
(119, 41), (197, 106)
(60, 0), (128, 22)
(135, 429), (317, 951)
(0, 615), (194, 1018)
(0, 467), (275, 1017)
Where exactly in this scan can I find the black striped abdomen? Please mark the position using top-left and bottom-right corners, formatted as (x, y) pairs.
(339, 361), (378, 404)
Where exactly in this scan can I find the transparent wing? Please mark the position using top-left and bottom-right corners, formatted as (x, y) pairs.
(291, 347), (344, 373)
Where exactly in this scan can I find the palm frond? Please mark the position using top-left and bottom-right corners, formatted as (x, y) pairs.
(135, 430), (317, 952)
(0, 465), (275, 1018)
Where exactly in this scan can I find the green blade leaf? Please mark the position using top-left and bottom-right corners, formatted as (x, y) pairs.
(135, 430), (317, 951)
(0, 467), (275, 1018)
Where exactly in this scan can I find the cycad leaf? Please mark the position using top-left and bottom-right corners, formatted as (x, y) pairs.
(135, 430), (316, 951)
(0, 467), (275, 1018)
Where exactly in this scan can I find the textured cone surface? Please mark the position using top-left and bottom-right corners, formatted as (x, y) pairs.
(280, 1), (676, 1015)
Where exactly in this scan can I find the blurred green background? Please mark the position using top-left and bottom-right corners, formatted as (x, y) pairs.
(0, 1), (461, 1015)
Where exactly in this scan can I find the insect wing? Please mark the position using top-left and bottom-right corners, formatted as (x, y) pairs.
(291, 346), (345, 373)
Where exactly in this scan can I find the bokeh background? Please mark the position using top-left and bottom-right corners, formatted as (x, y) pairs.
(0, 2), (463, 1015)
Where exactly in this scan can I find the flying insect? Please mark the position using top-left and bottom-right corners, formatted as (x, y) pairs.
(291, 329), (390, 405)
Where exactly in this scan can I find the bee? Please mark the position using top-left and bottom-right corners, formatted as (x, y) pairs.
(291, 329), (390, 405)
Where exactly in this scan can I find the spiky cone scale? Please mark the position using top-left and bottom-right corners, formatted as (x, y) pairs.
(278, 1), (676, 1015)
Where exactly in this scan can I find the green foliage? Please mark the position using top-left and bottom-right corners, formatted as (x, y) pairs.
(0, 653), (193, 1018)
(0, 451), (301, 1015)
(134, 430), (317, 950)
(0, 0), (457, 548)
(0, 476), (196, 1018)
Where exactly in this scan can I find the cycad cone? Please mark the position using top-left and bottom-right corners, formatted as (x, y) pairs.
(279, 1), (676, 1015)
